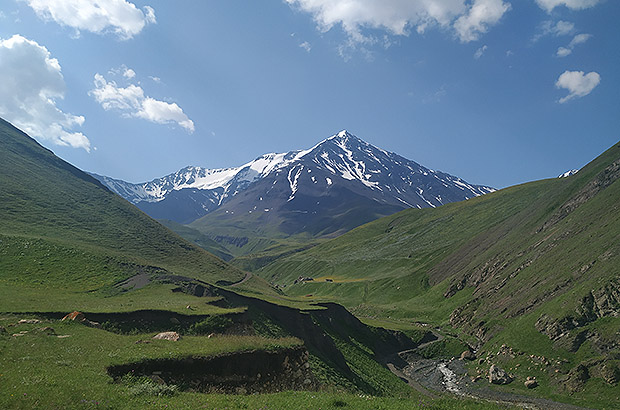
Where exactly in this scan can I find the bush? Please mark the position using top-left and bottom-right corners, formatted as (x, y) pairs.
(189, 315), (233, 335)
(126, 377), (178, 397)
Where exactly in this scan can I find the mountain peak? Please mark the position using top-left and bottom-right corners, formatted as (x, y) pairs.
(327, 129), (356, 141)
(95, 130), (495, 225)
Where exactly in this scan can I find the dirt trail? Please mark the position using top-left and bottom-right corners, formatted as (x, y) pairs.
(230, 272), (252, 287)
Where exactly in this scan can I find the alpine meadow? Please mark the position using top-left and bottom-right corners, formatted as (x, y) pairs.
(1, 1), (619, 409)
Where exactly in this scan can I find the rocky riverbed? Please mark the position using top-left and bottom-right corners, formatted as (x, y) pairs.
(394, 352), (593, 410)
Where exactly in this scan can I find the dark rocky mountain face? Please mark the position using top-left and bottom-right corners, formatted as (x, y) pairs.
(93, 131), (493, 231)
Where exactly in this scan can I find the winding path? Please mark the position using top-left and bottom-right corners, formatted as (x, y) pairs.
(230, 271), (253, 287)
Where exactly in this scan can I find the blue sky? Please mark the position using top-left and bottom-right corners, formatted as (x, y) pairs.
(0, 0), (618, 188)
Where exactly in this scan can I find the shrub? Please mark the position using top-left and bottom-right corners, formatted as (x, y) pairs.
(189, 315), (233, 335)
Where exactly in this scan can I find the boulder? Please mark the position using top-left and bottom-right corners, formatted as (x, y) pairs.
(460, 350), (476, 361)
(62, 311), (85, 322)
(18, 319), (41, 324)
(153, 331), (181, 341)
(524, 376), (538, 389)
(488, 364), (512, 385)
(38, 327), (56, 335)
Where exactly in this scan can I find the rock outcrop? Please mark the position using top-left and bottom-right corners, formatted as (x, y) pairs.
(153, 331), (181, 341)
(488, 364), (512, 385)
(565, 364), (589, 392)
(62, 311), (101, 328)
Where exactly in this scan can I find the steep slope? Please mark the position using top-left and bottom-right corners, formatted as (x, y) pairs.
(259, 141), (620, 321)
(0, 118), (247, 296)
(257, 141), (620, 406)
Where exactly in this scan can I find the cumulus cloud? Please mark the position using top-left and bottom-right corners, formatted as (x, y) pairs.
(0, 35), (90, 151)
(454, 0), (511, 43)
(285, 0), (510, 46)
(123, 67), (136, 79)
(555, 70), (600, 103)
(536, 0), (600, 12)
(474, 44), (488, 58)
(556, 33), (592, 57)
(23, 0), (156, 40)
(90, 70), (194, 132)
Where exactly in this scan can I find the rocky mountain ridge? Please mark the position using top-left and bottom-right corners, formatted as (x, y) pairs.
(93, 130), (494, 226)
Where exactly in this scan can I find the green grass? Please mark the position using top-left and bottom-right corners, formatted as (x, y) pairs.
(2, 118), (619, 408)
(158, 220), (235, 261)
(0, 315), (510, 410)
(0, 314), (299, 409)
(0, 119), (247, 286)
(248, 141), (620, 407)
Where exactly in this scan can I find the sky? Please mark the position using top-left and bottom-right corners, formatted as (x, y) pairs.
(0, 0), (618, 189)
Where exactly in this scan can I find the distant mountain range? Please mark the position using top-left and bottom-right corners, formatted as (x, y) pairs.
(93, 131), (494, 251)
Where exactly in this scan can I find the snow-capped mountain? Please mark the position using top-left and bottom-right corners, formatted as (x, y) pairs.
(93, 130), (494, 232)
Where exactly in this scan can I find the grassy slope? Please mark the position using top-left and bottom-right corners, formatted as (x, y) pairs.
(158, 219), (234, 261)
(0, 119), (518, 410)
(0, 118), (253, 296)
(0, 318), (500, 410)
(255, 142), (620, 408)
(258, 142), (619, 315)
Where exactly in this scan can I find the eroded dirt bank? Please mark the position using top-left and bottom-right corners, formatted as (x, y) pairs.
(108, 346), (318, 394)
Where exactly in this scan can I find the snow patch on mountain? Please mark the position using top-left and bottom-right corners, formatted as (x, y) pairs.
(559, 169), (579, 178)
(93, 129), (495, 221)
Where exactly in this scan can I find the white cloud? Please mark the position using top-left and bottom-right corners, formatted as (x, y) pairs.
(90, 71), (194, 133)
(0, 35), (90, 151)
(536, 0), (600, 12)
(556, 47), (572, 57)
(299, 41), (312, 52)
(285, 0), (510, 46)
(556, 33), (592, 57)
(123, 67), (136, 79)
(543, 20), (575, 36)
(23, 0), (156, 40)
(474, 44), (488, 58)
(569, 33), (592, 47)
(533, 20), (574, 42)
(137, 98), (195, 132)
(454, 0), (511, 43)
(555, 70), (600, 103)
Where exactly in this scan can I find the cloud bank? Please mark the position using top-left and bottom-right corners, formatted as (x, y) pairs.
(536, 0), (600, 12)
(0, 35), (90, 151)
(90, 70), (195, 133)
(23, 0), (156, 40)
(285, 0), (511, 44)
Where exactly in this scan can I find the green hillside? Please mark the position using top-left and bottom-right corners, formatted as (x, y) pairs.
(257, 141), (620, 408)
(1, 118), (510, 409)
(3, 116), (618, 408)
(0, 118), (268, 308)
